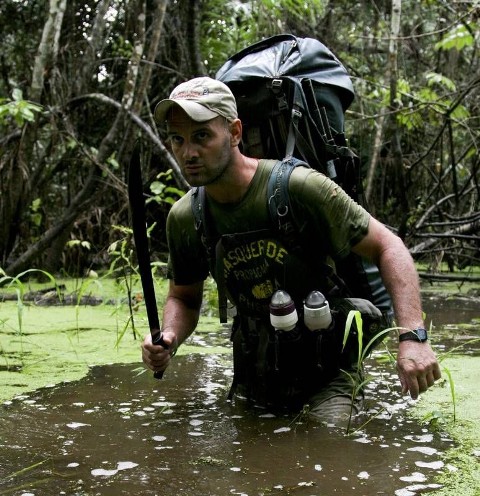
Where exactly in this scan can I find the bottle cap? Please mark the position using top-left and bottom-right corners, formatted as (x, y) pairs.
(303, 290), (332, 331)
(270, 290), (298, 331)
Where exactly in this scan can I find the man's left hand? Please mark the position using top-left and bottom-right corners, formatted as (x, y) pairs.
(396, 341), (442, 399)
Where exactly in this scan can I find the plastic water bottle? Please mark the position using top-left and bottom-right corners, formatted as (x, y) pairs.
(269, 290), (298, 331)
(303, 290), (332, 331)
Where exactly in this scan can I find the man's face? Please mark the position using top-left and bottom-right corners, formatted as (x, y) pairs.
(166, 107), (233, 187)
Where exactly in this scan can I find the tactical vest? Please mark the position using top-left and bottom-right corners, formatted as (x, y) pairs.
(190, 162), (389, 409)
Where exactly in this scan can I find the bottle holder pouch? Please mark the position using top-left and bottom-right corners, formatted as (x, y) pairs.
(230, 298), (387, 409)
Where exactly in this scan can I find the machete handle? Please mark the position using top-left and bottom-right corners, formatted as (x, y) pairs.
(152, 331), (168, 380)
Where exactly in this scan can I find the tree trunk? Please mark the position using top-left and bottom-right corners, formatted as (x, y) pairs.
(187, 0), (205, 75)
(76, 0), (111, 95)
(5, 165), (102, 275)
(0, 0), (67, 269)
(364, 112), (386, 207)
(30, 0), (66, 101)
(388, 0), (409, 238)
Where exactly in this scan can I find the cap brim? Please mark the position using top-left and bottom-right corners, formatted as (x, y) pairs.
(154, 99), (218, 123)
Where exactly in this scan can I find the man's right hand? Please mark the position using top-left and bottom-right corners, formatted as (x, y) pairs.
(142, 331), (177, 373)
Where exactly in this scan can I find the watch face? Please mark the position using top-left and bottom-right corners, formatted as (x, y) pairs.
(415, 328), (428, 341)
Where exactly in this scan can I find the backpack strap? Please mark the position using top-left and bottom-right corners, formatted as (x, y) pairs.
(266, 77), (362, 203)
(267, 158), (308, 248)
(191, 186), (213, 260)
(191, 187), (229, 323)
(267, 158), (353, 297)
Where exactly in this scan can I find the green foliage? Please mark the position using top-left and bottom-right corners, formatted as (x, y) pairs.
(28, 198), (42, 228)
(443, 366), (456, 422)
(426, 72), (457, 92)
(341, 310), (396, 434)
(110, 35), (134, 58)
(106, 153), (120, 170)
(106, 224), (164, 345)
(421, 409), (447, 428)
(66, 239), (91, 250)
(0, 0), (478, 277)
(435, 24), (476, 52)
(342, 310), (393, 371)
(0, 88), (43, 127)
(201, 0), (328, 72)
(148, 170), (185, 206)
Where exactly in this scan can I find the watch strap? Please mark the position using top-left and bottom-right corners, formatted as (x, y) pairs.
(399, 327), (428, 343)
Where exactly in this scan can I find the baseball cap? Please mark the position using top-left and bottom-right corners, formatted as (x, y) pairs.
(154, 77), (238, 123)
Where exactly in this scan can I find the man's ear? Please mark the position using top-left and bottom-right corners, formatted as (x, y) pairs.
(229, 119), (242, 147)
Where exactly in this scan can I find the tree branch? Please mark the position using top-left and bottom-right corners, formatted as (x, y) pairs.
(68, 93), (189, 190)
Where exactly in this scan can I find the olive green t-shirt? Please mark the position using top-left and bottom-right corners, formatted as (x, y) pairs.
(166, 159), (370, 292)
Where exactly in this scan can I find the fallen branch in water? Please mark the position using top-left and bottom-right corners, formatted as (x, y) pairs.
(418, 272), (480, 283)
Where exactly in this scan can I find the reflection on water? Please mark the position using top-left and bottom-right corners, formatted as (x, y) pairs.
(423, 294), (480, 357)
(2, 293), (478, 496)
(0, 346), (454, 496)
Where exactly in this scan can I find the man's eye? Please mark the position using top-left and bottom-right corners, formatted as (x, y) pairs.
(195, 131), (209, 141)
(169, 135), (183, 145)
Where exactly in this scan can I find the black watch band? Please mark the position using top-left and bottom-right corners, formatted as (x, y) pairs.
(399, 328), (428, 343)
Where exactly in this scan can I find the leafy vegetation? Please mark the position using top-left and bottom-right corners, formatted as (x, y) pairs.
(0, 0), (477, 279)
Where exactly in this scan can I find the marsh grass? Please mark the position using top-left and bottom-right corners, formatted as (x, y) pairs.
(0, 268), (62, 365)
(442, 366), (456, 422)
(0, 458), (51, 496)
(340, 309), (396, 434)
(106, 224), (168, 345)
(107, 226), (140, 341)
(341, 308), (479, 433)
(0, 255), (170, 401)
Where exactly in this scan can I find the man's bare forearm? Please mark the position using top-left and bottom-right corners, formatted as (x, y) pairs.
(161, 286), (203, 347)
(375, 236), (424, 331)
(353, 217), (424, 331)
(142, 280), (204, 373)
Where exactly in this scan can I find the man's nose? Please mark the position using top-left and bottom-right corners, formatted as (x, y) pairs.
(181, 140), (199, 161)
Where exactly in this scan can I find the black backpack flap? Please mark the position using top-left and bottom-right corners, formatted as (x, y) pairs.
(215, 33), (354, 111)
(216, 34), (356, 173)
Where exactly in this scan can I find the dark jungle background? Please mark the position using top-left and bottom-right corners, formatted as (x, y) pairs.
(1, 0), (478, 280)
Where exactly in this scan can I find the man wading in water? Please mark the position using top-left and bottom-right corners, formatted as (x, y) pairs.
(142, 77), (441, 425)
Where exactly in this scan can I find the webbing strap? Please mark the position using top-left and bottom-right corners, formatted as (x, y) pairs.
(191, 187), (229, 323)
(267, 158), (307, 244)
(215, 239), (228, 323)
(267, 158), (353, 297)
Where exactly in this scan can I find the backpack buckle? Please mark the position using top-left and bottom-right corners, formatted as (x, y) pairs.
(270, 78), (283, 93)
(291, 108), (302, 122)
(269, 79), (288, 111)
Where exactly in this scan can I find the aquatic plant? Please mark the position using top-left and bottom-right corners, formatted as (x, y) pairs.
(106, 225), (143, 344)
(0, 268), (60, 366)
(340, 310), (397, 434)
(0, 458), (50, 495)
(105, 224), (167, 346)
(426, 336), (480, 426)
(443, 366), (456, 422)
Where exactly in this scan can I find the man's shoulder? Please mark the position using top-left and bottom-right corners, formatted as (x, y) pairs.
(287, 161), (328, 192)
(169, 189), (195, 218)
(258, 158), (277, 173)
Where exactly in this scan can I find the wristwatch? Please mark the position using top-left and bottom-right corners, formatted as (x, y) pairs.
(399, 328), (428, 343)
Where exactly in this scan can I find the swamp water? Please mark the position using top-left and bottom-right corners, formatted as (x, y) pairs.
(0, 295), (478, 496)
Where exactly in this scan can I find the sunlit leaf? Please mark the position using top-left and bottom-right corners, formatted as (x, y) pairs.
(450, 104), (470, 121)
(435, 25), (474, 51)
(150, 181), (165, 195)
(12, 88), (23, 101)
(425, 72), (456, 91)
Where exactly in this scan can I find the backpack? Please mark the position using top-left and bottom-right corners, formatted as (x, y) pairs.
(213, 34), (392, 319)
(215, 33), (361, 202)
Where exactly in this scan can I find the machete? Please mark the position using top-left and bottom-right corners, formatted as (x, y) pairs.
(127, 142), (167, 380)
